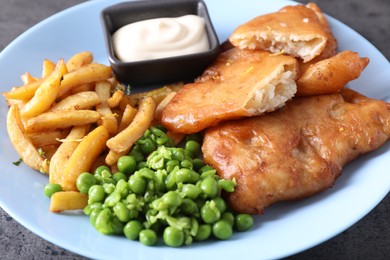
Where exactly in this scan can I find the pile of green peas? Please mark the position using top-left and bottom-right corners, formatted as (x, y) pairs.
(75, 126), (254, 247)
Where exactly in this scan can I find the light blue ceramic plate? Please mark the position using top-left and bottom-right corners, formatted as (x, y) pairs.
(1, 0), (390, 259)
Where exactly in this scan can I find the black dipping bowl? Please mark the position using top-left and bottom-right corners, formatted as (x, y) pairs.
(101, 0), (220, 88)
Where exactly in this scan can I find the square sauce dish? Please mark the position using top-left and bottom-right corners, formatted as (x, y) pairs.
(100, 0), (221, 88)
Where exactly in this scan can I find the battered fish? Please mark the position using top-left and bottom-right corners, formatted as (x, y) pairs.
(202, 88), (390, 214)
(161, 48), (298, 134)
(229, 4), (328, 62)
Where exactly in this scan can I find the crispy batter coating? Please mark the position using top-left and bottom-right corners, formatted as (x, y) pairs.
(297, 50), (369, 96)
(229, 4), (328, 62)
(161, 48), (298, 134)
(202, 89), (390, 214)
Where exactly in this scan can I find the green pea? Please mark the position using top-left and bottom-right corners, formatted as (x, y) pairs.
(84, 202), (102, 215)
(198, 165), (215, 174)
(128, 149), (144, 162)
(89, 208), (102, 227)
(128, 175), (146, 195)
(138, 138), (157, 155)
(194, 224), (211, 241)
(104, 192), (121, 207)
(88, 185), (105, 204)
(161, 191), (182, 207)
(200, 201), (221, 224)
(115, 179), (130, 198)
(218, 179), (236, 193)
(181, 184), (201, 199)
(139, 229), (158, 246)
(185, 140), (201, 157)
(192, 158), (205, 171)
(221, 212), (235, 226)
(175, 168), (195, 183)
(200, 177), (219, 198)
(180, 198), (198, 215)
(94, 165), (111, 176)
(124, 220), (143, 240)
(212, 197), (227, 213)
(163, 227), (184, 247)
(112, 172), (127, 182)
(137, 161), (147, 169)
(180, 159), (193, 169)
(76, 172), (97, 194)
(117, 156), (137, 175)
(166, 160), (179, 172)
(212, 220), (233, 240)
(43, 183), (62, 198)
(111, 216), (124, 235)
(113, 201), (130, 222)
(235, 214), (254, 232)
(94, 208), (114, 235)
(171, 148), (185, 161)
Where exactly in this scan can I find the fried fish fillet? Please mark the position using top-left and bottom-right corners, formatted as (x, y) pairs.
(297, 50), (369, 96)
(202, 88), (390, 214)
(161, 48), (298, 134)
(229, 4), (328, 62)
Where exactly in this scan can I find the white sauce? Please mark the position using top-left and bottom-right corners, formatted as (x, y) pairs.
(113, 15), (210, 62)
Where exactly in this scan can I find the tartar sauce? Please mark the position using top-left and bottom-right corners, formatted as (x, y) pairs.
(112, 15), (209, 62)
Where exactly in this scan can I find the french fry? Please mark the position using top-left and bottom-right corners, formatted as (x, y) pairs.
(20, 59), (67, 119)
(49, 191), (88, 212)
(58, 63), (112, 97)
(21, 72), (38, 85)
(107, 97), (156, 153)
(61, 126), (109, 191)
(118, 104), (138, 132)
(6, 104), (45, 171)
(95, 81), (118, 134)
(27, 128), (70, 147)
(25, 110), (100, 132)
(105, 149), (128, 166)
(66, 51), (93, 72)
(154, 91), (177, 123)
(49, 125), (90, 184)
(41, 59), (56, 78)
(49, 91), (100, 111)
(107, 89), (124, 108)
(69, 83), (95, 95)
(2, 78), (45, 100)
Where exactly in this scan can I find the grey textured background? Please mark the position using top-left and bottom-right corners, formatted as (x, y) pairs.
(0, 0), (389, 259)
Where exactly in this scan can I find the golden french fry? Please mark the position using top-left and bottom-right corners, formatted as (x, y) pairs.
(42, 59), (56, 78)
(59, 63), (112, 97)
(6, 104), (44, 171)
(2, 78), (45, 100)
(66, 51), (93, 72)
(49, 191), (88, 212)
(21, 72), (38, 85)
(107, 89), (124, 108)
(61, 126), (109, 191)
(49, 91), (100, 111)
(107, 97), (156, 153)
(49, 125), (90, 184)
(95, 81), (118, 134)
(69, 83), (96, 95)
(20, 59), (67, 119)
(154, 91), (177, 123)
(27, 128), (70, 147)
(25, 110), (100, 132)
(105, 149), (128, 166)
(118, 104), (138, 132)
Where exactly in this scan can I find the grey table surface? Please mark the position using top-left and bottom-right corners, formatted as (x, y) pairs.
(0, 0), (389, 259)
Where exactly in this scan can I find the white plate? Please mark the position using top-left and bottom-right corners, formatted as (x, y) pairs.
(1, 0), (390, 259)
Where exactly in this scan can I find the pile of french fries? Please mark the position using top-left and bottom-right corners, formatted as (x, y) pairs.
(3, 51), (183, 212)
